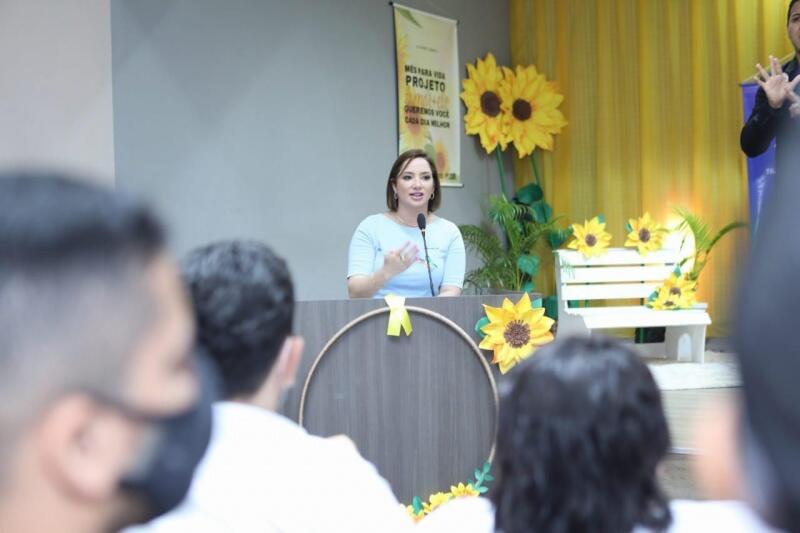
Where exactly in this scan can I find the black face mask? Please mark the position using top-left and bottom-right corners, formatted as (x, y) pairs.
(117, 351), (219, 522)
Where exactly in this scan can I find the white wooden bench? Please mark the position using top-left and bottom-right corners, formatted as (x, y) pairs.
(554, 248), (711, 363)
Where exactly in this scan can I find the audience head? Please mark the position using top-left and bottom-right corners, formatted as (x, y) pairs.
(491, 336), (671, 533)
(385, 149), (442, 212)
(697, 138), (800, 530)
(0, 172), (207, 532)
(182, 240), (302, 406)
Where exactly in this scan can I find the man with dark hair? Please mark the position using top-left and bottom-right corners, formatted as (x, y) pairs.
(133, 241), (413, 532)
(740, 0), (800, 179)
(0, 173), (212, 533)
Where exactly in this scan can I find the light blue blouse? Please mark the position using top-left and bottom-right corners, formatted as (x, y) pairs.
(347, 213), (466, 298)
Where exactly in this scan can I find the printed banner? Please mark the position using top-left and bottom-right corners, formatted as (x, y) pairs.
(741, 82), (775, 235)
(393, 4), (461, 186)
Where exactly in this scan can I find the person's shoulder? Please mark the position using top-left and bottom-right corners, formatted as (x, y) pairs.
(430, 215), (460, 234)
(667, 500), (782, 533)
(356, 213), (391, 230)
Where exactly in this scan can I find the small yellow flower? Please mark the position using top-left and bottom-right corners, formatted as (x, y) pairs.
(568, 216), (612, 258)
(423, 492), (453, 515)
(479, 293), (555, 374)
(648, 286), (682, 310)
(405, 504), (425, 522)
(625, 213), (667, 255)
(650, 273), (697, 309)
(450, 482), (480, 498)
(498, 64), (567, 157)
(461, 53), (507, 153)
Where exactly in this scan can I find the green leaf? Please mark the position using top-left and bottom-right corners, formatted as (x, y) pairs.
(395, 6), (423, 28)
(474, 469), (481, 479)
(547, 227), (573, 249)
(596, 214), (606, 224)
(673, 266), (682, 276)
(532, 202), (554, 223)
(478, 486), (489, 494)
(516, 183), (543, 205)
(412, 496), (423, 513)
(484, 474), (495, 481)
(625, 222), (633, 233)
(543, 295), (558, 320)
(517, 254), (540, 276)
(474, 316), (490, 339)
(531, 297), (542, 308)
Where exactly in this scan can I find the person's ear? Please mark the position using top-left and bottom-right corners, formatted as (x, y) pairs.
(37, 394), (141, 503)
(690, 393), (744, 500)
(274, 336), (304, 391)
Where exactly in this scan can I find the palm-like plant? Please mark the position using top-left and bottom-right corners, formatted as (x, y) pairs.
(674, 206), (747, 283)
(460, 195), (568, 292)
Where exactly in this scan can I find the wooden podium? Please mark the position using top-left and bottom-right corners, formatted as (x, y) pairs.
(280, 294), (531, 502)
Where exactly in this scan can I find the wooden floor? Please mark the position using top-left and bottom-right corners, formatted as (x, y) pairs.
(658, 387), (738, 500)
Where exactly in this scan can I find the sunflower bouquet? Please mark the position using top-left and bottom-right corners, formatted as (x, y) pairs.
(459, 54), (570, 312)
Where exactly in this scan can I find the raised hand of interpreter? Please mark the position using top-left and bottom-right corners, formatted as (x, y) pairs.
(755, 55), (800, 109)
(382, 241), (418, 277)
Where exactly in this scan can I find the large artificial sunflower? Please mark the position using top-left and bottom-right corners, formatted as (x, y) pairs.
(498, 64), (567, 157)
(460, 53), (507, 153)
(568, 216), (612, 258)
(625, 212), (667, 255)
(479, 293), (555, 374)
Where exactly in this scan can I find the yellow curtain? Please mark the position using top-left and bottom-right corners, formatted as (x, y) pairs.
(509, 0), (794, 336)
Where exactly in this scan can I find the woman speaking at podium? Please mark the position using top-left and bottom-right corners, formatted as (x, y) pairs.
(347, 149), (465, 298)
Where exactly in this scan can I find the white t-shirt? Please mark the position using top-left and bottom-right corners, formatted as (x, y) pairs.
(347, 213), (465, 298)
(419, 496), (784, 533)
(126, 402), (414, 533)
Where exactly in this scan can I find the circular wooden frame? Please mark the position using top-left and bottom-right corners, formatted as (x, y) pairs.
(298, 305), (499, 461)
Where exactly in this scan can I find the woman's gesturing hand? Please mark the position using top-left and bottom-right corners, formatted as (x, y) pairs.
(382, 241), (419, 277)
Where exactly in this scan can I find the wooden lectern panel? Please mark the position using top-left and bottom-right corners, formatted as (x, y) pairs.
(283, 295), (531, 502)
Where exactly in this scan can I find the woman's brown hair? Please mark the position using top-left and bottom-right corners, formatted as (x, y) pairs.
(385, 149), (441, 212)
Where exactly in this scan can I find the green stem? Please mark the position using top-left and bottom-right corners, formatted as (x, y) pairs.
(529, 150), (542, 190)
(494, 149), (508, 198)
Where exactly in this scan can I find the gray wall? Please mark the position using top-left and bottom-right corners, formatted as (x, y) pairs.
(111, 0), (510, 300)
(0, 0), (115, 182)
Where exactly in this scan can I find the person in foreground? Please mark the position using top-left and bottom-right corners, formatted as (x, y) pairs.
(0, 174), (212, 533)
(347, 149), (465, 298)
(740, 0), (800, 179)
(132, 240), (414, 532)
(422, 336), (777, 533)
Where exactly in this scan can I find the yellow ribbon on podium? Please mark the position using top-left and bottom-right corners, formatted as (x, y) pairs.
(384, 294), (412, 336)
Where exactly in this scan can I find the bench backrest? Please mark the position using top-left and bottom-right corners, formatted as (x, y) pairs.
(554, 248), (682, 312)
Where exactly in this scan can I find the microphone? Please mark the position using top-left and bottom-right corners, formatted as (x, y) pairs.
(417, 213), (435, 297)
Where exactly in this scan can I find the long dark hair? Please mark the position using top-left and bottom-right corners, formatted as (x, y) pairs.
(491, 336), (672, 533)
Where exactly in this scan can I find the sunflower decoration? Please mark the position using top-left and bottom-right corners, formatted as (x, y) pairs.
(568, 216), (612, 259)
(479, 293), (555, 374)
(498, 64), (567, 157)
(625, 213), (668, 255)
(404, 462), (492, 521)
(450, 483), (480, 498)
(648, 272), (697, 310)
(461, 53), (507, 153)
